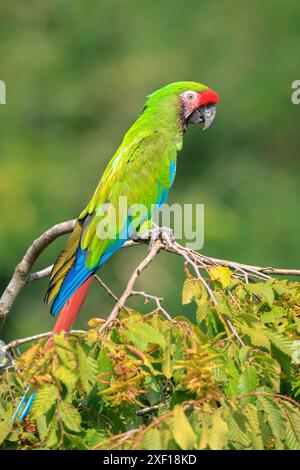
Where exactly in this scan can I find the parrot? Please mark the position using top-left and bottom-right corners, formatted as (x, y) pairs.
(11, 81), (219, 421)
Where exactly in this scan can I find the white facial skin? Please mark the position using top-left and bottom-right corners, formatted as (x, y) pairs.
(180, 90), (199, 119)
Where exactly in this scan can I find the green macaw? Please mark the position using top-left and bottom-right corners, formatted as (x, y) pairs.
(12, 81), (219, 420)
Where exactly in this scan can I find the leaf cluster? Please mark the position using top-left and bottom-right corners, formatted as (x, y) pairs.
(1, 270), (300, 450)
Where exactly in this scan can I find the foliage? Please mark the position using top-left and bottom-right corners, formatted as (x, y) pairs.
(1, 271), (300, 450)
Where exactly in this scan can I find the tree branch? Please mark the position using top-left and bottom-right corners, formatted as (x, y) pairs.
(0, 219), (76, 328)
(98, 240), (164, 334)
(3, 329), (86, 352)
(1, 218), (300, 332)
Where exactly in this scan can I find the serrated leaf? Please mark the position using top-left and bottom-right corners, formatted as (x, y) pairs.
(172, 405), (196, 449)
(210, 266), (232, 288)
(0, 406), (13, 445)
(36, 415), (48, 440)
(77, 344), (98, 393)
(196, 300), (209, 325)
(258, 395), (284, 440)
(182, 278), (204, 305)
(208, 412), (228, 450)
(66, 433), (88, 450)
(55, 365), (78, 393)
(20, 343), (41, 370)
(238, 366), (259, 397)
(54, 333), (76, 369)
(59, 401), (82, 432)
(225, 410), (251, 447)
(142, 428), (163, 450)
(285, 423), (300, 450)
(281, 402), (300, 450)
(98, 348), (113, 391)
(244, 404), (264, 450)
(267, 330), (293, 356)
(45, 418), (60, 448)
(245, 283), (274, 307)
(125, 317), (166, 351)
(30, 384), (58, 418)
(240, 323), (270, 349)
(162, 330), (172, 379)
(238, 346), (251, 365)
(199, 413), (211, 449)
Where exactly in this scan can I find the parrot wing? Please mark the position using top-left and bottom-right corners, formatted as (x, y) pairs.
(45, 132), (177, 315)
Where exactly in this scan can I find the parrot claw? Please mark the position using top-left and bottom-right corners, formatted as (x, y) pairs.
(138, 224), (175, 251)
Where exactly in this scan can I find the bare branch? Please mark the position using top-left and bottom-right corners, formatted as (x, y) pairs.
(136, 404), (162, 416)
(226, 320), (245, 346)
(1, 218), (300, 332)
(4, 329), (86, 352)
(130, 290), (173, 321)
(27, 265), (53, 283)
(94, 274), (132, 315)
(98, 240), (163, 334)
(0, 219), (76, 328)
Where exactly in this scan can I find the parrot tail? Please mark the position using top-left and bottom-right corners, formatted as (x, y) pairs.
(10, 276), (94, 422)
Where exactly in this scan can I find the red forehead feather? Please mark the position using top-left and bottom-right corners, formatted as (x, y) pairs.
(198, 88), (219, 106)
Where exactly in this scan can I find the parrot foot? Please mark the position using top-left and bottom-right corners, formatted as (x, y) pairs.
(138, 224), (175, 251)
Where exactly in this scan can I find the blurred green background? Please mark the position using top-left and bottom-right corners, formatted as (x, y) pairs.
(1, 0), (300, 342)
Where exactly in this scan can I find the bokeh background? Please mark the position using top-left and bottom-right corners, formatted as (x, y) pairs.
(1, 0), (300, 342)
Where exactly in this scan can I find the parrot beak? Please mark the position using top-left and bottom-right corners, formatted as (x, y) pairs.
(187, 104), (217, 131)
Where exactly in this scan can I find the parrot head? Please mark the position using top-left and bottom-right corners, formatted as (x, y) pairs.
(146, 81), (219, 131)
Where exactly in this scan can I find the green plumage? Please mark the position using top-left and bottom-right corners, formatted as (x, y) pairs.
(45, 81), (209, 307)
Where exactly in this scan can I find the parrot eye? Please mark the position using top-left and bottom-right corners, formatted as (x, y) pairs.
(185, 91), (197, 101)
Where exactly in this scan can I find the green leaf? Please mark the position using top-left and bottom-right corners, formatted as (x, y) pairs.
(282, 402), (300, 450)
(98, 348), (113, 391)
(208, 412), (228, 450)
(240, 323), (270, 349)
(238, 366), (259, 398)
(245, 283), (274, 307)
(55, 365), (78, 393)
(30, 384), (58, 418)
(77, 344), (98, 394)
(238, 346), (251, 365)
(125, 316), (166, 351)
(54, 333), (76, 369)
(244, 404), (264, 450)
(45, 418), (60, 448)
(162, 329), (172, 379)
(142, 428), (163, 450)
(65, 433), (88, 450)
(196, 301), (209, 325)
(36, 415), (48, 440)
(257, 395), (284, 441)
(225, 408), (251, 447)
(0, 406), (13, 445)
(59, 401), (82, 433)
(172, 406), (196, 449)
(267, 330), (293, 356)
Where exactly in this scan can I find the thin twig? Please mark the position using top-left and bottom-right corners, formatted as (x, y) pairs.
(94, 274), (131, 315)
(130, 290), (173, 321)
(226, 320), (245, 346)
(27, 265), (53, 283)
(94, 274), (119, 303)
(98, 240), (163, 334)
(3, 329), (86, 352)
(136, 404), (163, 416)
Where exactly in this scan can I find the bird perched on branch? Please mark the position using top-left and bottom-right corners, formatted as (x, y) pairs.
(12, 81), (219, 421)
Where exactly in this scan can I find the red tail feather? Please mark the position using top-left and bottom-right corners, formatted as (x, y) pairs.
(45, 276), (94, 350)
